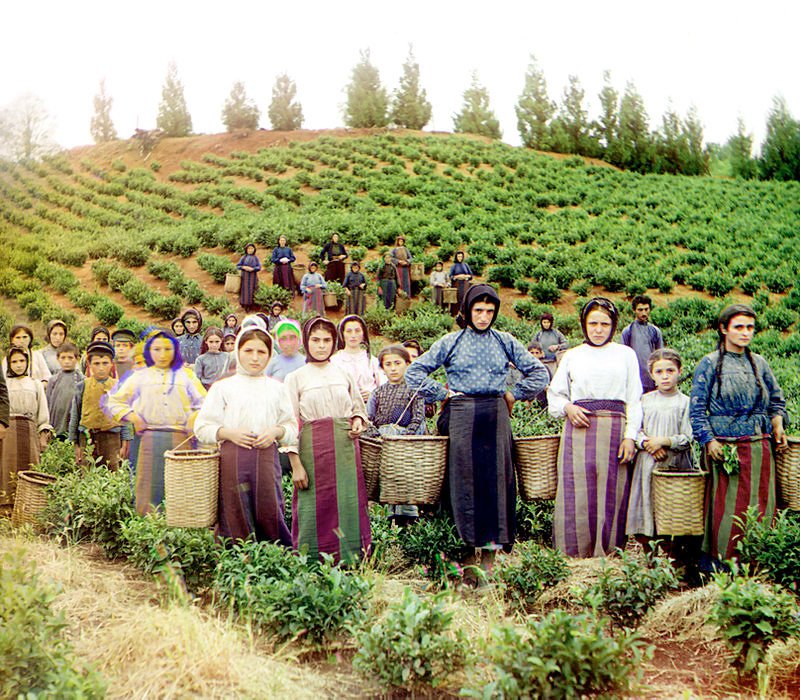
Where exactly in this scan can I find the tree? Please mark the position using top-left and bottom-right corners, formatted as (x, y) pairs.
(727, 117), (757, 179)
(344, 49), (389, 128)
(593, 70), (620, 162)
(90, 79), (117, 143)
(453, 72), (501, 139)
(390, 46), (432, 130)
(550, 74), (597, 156)
(157, 61), (192, 137)
(654, 103), (686, 174)
(681, 105), (708, 175)
(221, 81), (260, 132)
(268, 73), (304, 131)
(515, 55), (554, 149)
(616, 81), (653, 173)
(759, 95), (800, 181)
(0, 93), (58, 161)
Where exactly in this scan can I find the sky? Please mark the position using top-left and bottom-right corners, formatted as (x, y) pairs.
(1, 0), (798, 154)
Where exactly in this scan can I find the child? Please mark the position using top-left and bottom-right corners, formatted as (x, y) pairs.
(429, 262), (449, 308)
(267, 301), (286, 333)
(80, 326), (111, 376)
(1, 348), (51, 509)
(178, 308), (203, 366)
(626, 348), (694, 548)
(300, 261), (326, 316)
(284, 317), (371, 563)
(223, 330), (236, 354)
(194, 327), (229, 389)
(3, 324), (51, 383)
(111, 329), (137, 380)
(266, 320), (305, 382)
(330, 315), (386, 402)
(69, 341), (132, 471)
(105, 329), (206, 514)
(41, 319), (68, 375)
(223, 313), (239, 334)
(45, 341), (83, 439)
(195, 320), (297, 543)
(365, 345), (425, 437)
(171, 317), (185, 339)
(343, 262), (367, 316)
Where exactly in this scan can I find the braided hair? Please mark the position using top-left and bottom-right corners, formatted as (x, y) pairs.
(715, 304), (767, 410)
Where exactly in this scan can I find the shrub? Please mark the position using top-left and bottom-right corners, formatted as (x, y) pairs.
(397, 511), (471, 585)
(762, 305), (797, 332)
(121, 278), (153, 306)
(144, 294), (182, 320)
(106, 266), (133, 291)
(91, 258), (115, 285)
(493, 542), (569, 611)
(384, 303), (454, 350)
(197, 253), (237, 283)
(36, 438), (79, 477)
(529, 278), (561, 304)
(354, 588), (468, 691)
(93, 298), (124, 325)
(736, 508), (800, 591)
(710, 566), (800, 675)
(115, 243), (150, 267)
(202, 294), (231, 316)
(515, 499), (555, 545)
(465, 610), (648, 699)
(252, 284), (292, 309)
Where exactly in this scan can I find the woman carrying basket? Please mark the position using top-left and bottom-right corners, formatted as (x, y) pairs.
(690, 304), (788, 566)
(405, 285), (548, 577)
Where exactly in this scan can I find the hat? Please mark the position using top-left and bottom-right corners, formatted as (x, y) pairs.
(86, 340), (115, 359)
(111, 329), (137, 344)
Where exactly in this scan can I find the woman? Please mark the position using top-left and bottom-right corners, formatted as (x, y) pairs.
(321, 233), (347, 284)
(41, 319), (68, 375)
(3, 325), (51, 383)
(330, 315), (386, 402)
(236, 243), (262, 311)
(690, 304), (787, 564)
(300, 262), (327, 317)
(376, 253), (399, 310)
(429, 262), (449, 308)
(448, 251), (473, 315)
(533, 313), (569, 363)
(284, 317), (371, 563)
(343, 262), (367, 316)
(547, 297), (643, 558)
(271, 235), (296, 295)
(391, 236), (413, 297)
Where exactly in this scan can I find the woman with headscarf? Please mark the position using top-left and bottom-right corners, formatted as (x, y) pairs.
(547, 297), (643, 558)
(283, 317), (371, 564)
(321, 233), (347, 284)
(195, 318), (297, 544)
(270, 234), (296, 295)
(330, 315), (386, 402)
(405, 285), (549, 577)
(533, 313), (569, 363)
(266, 319), (306, 382)
(236, 243), (262, 311)
(300, 262), (327, 316)
(105, 328), (206, 514)
(690, 304), (787, 565)
(3, 324), (51, 383)
(448, 251), (473, 315)
(41, 319), (68, 375)
(267, 301), (287, 333)
(343, 262), (367, 316)
(391, 236), (413, 297)
(376, 253), (399, 310)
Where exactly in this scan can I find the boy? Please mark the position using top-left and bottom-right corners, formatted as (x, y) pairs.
(45, 341), (83, 439)
(111, 328), (137, 379)
(68, 341), (132, 471)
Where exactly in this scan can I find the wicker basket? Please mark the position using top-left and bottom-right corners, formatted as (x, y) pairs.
(379, 435), (448, 504)
(164, 448), (220, 528)
(776, 436), (800, 510)
(358, 436), (382, 501)
(323, 292), (339, 308)
(410, 262), (424, 281)
(11, 470), (57, 528)
(652, 469), (707, 536)
(442, 287), (458, 305)
(292, 263), (306, 285)
(224, 273), (241, 294)
(514, 435), (559, 501)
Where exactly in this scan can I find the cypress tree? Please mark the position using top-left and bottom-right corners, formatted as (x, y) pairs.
(156, 61), (192, 137)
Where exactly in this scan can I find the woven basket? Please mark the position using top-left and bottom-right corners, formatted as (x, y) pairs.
(776, 436), (800, 510)
(379, 435), (448, 504)
(358, 436), (381, 501)
(224, 273), (241, 294)
(442, 287), (458, 305)
(514, 435), (559, 501)
(323, 292), (338, 308)
(292, 263), (306, 285)
(11, 470), (57, 528)
(164, 448), (220, 528)
(410, 262), (424, 281)
(652, 469), (707, 536)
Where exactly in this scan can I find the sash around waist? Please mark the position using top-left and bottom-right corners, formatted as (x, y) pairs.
(574, 399), (625, 414)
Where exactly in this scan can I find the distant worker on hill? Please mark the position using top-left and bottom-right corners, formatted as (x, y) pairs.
(621, 295), (663, 393)
(321, 233), (347, 284)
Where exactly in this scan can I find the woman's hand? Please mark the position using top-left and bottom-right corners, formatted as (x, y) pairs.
(706, 438), (724, 462)
(773, 416), (788, 453)
(253, 426), (284, 448)
(643, 437), (670, 455)
(564, 403), (591, 429)
(289, 453), (309, 490)
(39, 431), (50, 450)
(618, 438), (635, 463)
(218, 427), (256, 449)
(503, 391), (516, 416)
(548, 344), (558, 352)
(349, 416), (365, 439)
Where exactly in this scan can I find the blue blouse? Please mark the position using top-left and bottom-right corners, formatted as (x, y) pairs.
(449, 262), (473, 281)
(179, 334), (203, 365)
(271, 246), (295, 264)
(236, 254), (261, 272)
(405, 327), (549, 403)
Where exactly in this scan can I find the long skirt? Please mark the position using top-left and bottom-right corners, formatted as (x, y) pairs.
(129, 429), (191, 515)
(554, 400), (630, 557)
(303, 287), (325, 316)
(454, 279), (471, 310)
(292, 417), (371, 563)
(0, 416), (39, 507)
(702, 435), (775, 561)
(379, 279), (396, 310)
(437, 396), (515, 548)
(272, 263), (295, 294)
(218, 442), (291, 544)
(239, 270), (258, 308)
(346, 289), (366, 316)
(397, 265), (412, 297)
(324, 260), (345, 283)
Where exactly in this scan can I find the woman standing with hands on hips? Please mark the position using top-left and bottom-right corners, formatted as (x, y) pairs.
(547, 297), (643, 558)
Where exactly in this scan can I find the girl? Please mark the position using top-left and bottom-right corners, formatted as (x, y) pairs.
(343, 262), (367, 316)
(194, 321), (297, 543)
(236, 243), (262, 311)
(271, 235), (296, 295)
(321, 233), (347, 284)
(690, 304), (787, 564)
(448, 251), (473, 314)
(533, 313), (569, 363)
(429, 262), (448, 308)
(3, 325), (51, 383)
(1, 348), (51, 509)
(265, 320), (305, 382)
(194, 327), (229, 389)
(171, 318), (186, 339)
(364, 345), (424, 438)
(284, 317), (371, 563)
(300, 261), (326, 316)
(178, 308), (203, 367)
(626, 349), (694, 543)
(223, 331), (236, 354)
(223, 314), (239, 334)
(105, 329), (206, 515)
(330, 315), (386, 402)
(391, 236), (413, 297)
(376, 253), (399, 310)
(547, 297), (643, 558)
(41, 319), (68, 375)
(267, 301), (286, 333)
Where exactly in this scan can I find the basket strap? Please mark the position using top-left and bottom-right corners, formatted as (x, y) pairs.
(173, 433), (195, 451)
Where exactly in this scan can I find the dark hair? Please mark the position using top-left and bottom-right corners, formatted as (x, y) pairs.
(527, 340), (544, 351)
(9, 324), (34, 345)
(631, 295), (652, 310)
(90, 325), (110, 341)
(5, 347), (29, 377)
(378, 344), (410, 367)
(647, 347), (682, 372)
(302, 317), (337, 362)
(454, 250), (465, 262)
(337, 315), (371, 361)
(580, 297), (619, 346)
(238, 328), (273, 355)
(200, 326), (224, 354)
(714, 304), (765, 408)
(401, 339), (423, 356)
(56, 341), (80, 357)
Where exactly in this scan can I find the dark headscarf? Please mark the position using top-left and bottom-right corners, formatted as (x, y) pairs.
(181, 308), (203, 331)
(540, 312), (554, 328)
(90, 325), (110, 342)
(456, 284), (500, 332)
(302, 317), (338, 363)
(580, 297), (619, 347)
(5, 347), (29, 378)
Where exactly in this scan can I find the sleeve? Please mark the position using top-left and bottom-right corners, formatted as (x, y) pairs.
(300, 274), (309, 294)
(547, 354), (571, 418)
(503, 334), (550, 402)
(35, 381), (53, 432)
(340, 244), (347, 258)
(288, 248), (296, 263)
(185, 370), (207, 415)
(346, 373), (368, 421)
(464, 264), (473, 279)
(371, 356), (387, 387)
(251, 256), (262, 272)
(404, 336), (451, 403)
(193, 355), (208, 385)
(623, 350), (643, 441)
(34, 352), (51, 383)
(0, 370), (8, 427)
(366, 391), (377, 424)
(689, 357), (716, 445)
(321, 242), (331, 261)
(670, 396), (693, 451)
(104, 371), (139, 423)
(271, 248), (280, 264)
(448, 266), (456, 282)
(68, 382), (84, 442)
(274, 383), (298, 447)
(654, 326), (664, 350)
(235, 255), (246, 271)
(760, 356), (787, 423)
(555, 331), (569, 352)
(621, 324), (631, 347)
(406, 395), (425, 435)
(319, 276), (327, 290)
(193, 383), (225, 444)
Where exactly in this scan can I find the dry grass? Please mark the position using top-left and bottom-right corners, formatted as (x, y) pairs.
(534, 557), (607, 613)
(759, 638), (800, 698)
(640, 585), (721, 643)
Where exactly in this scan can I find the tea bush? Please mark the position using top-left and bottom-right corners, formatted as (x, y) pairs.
(197, 252), (236, 283)
(396, 510), (471, 585)
(736, 507), (800, 592)
(93, 298), (124, 325)
(354, 588), (468, 691)
(493, 542), (569, 611)
(253, 283), (292, 309)
(36, 438), (79, 477)
(515, 498), (554, 545)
